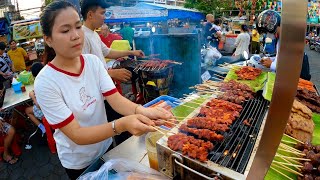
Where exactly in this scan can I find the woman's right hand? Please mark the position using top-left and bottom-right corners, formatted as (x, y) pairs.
(116, 114), (156, 136)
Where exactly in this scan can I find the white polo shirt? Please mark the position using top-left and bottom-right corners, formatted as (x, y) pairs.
(82, 25), (111, 69)
(34, 54), (117, 169)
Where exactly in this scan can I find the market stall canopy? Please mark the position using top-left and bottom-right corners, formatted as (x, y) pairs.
(104, 3), (204, 23)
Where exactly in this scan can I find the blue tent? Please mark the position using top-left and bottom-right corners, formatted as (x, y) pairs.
(104, 3), (204, 23)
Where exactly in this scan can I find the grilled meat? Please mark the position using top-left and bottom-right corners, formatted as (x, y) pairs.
(179, 124), (224, 142)
(235, 66), (262, 80)
(187, 117), (230, 132)
(167, 133), (214, 162)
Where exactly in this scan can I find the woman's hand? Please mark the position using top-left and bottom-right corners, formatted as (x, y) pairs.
(136, 106), (173, 122)
(117, 114), (156, 136)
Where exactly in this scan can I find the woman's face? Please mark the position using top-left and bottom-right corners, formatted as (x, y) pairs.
(45, 7), (84, 60)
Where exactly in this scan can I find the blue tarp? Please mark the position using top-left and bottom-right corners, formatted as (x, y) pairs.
(104, 3), (204, 23)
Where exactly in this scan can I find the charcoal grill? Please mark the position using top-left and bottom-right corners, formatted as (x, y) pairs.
(119, 59), (180, 72)
(157, 94), (270, 179)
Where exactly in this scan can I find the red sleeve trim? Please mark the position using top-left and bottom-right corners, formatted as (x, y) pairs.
(50, 114), (74, 129)
(102, 88), (118, 97)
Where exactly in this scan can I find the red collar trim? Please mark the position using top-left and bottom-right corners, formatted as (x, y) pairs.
(48, 55), (84, 77)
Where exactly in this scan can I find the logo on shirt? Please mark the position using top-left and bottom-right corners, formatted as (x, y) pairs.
(79, 87), (96, 111)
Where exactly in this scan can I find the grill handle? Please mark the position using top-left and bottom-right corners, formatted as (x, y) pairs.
(171, 153), (223, 180)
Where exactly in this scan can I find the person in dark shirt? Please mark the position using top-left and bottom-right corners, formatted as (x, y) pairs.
(204, 14), (214, 45)
(0, 42), (14, 87)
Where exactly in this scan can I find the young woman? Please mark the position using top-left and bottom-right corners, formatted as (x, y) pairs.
(36, 2), (172, 179)
(233, 24), (250, 57)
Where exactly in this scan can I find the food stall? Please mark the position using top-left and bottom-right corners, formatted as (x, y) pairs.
(12, 20), (43, 65)
(80, 1), (317, 179)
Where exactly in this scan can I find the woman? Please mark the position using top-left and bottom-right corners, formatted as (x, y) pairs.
(233, 24), (250, 57)
(36, 2), (172, 179)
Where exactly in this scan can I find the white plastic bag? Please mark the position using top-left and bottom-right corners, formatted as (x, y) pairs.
(203, 46), (222, 66)
(78, 158), (169, 180)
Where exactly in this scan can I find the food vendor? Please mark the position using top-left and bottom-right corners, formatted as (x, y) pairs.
(256, 10), (281, 72)
(35, 2), (172, 179)
(258, 10), (311, 80)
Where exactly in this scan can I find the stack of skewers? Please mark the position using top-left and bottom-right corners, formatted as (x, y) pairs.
(191, 80), (255, 105)
(268, 134), (320, 180)
(164, 97), (245, 162)
(133, 60), (182, 72)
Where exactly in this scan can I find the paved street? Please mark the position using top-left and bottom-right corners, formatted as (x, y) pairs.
(305, 46), (320, 88)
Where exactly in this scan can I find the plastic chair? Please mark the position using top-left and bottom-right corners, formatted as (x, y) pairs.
(42, 117), (57, 154)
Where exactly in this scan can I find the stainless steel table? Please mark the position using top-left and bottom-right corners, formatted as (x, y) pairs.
(102, 135), (149, 166)
(1, 84), (34, 110)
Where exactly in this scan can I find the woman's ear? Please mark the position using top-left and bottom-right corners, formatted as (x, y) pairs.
(43, 35), (52, 48)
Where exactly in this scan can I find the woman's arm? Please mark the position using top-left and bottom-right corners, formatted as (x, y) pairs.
(105, 92), (173, 120)
(59, 114), (155, 145)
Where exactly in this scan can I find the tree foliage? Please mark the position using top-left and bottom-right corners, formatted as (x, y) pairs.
(184, 0), (234, 16)
(45, 0), (54, 6)
(185, 0), (265, 18)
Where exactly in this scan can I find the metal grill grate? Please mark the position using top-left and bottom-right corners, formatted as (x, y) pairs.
(208, 94), (269, 174)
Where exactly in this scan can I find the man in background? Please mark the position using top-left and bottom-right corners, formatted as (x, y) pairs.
(251, 27), (260, 54)
(204, 14), (214, 46)
(99, 24), (122, 48)
(120, 22), (134, 48)
(8, 40), (28, 72)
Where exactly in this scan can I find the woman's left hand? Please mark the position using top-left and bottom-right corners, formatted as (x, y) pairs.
(137, 106), (173, 122)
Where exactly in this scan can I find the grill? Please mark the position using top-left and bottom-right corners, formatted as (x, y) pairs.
(157, 94), (270, 180)
(119, 59), (181, 72)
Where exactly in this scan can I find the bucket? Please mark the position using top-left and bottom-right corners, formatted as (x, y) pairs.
(12, 82), (22, 93)
(145, 132), (164, 170)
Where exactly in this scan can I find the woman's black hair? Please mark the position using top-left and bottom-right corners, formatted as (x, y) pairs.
(31, 62), (44, 77)
(214, 18), (221, 25)
(40, 1), (77, 64)
(241, 24), (249, 32)
(0, 42), (6, 50)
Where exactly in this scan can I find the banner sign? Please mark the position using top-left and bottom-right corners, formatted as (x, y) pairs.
(307, 1), (320, 24)
(13, 21), (42, 41)
(105, 9), (168, 20)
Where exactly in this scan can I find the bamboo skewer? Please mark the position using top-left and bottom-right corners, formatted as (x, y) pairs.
(158, 119), (178, 125)
(283, 134), (305, 144)
(280, 143), (302, 153)
(271, 163), (303, 177)
(213, 74), (226, 79)
(277, 147), (306, 157)
(279, 155), (303, 166)
(281, 140), (298, 145)
(151, 126), (166, 135)
(272, 161), (303, 168)
(277, 155), (302, 169)
(270, 166), (294, 180)
(275, 154), (310, 162)
(151, 126), (176, 136)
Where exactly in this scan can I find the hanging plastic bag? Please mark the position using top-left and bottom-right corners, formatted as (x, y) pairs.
(203, 46), (222, 66)
(78, 158), (169, 180)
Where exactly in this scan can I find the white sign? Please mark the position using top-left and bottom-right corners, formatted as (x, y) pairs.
(201, 71), (211, 82)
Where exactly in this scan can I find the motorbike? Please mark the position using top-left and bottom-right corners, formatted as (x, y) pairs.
(315, 42), (320, 53)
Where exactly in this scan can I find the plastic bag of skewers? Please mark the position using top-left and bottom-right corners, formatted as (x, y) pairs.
(78, 158), (169, 180)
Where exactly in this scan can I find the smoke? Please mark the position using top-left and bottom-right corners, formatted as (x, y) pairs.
(135, 33), (201, 98)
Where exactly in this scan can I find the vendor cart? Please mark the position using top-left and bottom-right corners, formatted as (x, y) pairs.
(80, 1), (312, 179)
